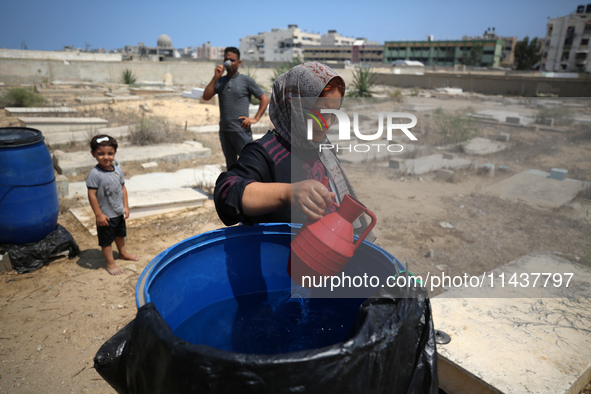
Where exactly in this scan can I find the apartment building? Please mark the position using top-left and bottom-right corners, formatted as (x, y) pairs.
(303, 38), (383, 65)
(542, 4), (591, 72)
(240, 25), (321, 62)
(194, 42), (224, 60)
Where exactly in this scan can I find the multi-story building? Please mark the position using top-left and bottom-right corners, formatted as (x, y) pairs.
(463, 28), (517, 66)
(240, 25), (321, 62)
(383, 37), (506, 68)
(194, 42), (224, 60)
(303, 38), (383, 65)
(321, 30), (356, 46)
(542, 4), (591, 72)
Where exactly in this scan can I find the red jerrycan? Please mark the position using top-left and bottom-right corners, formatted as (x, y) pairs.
(288, 178), (377, 287)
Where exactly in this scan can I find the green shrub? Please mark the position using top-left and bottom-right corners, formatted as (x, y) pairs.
(346, 66), (376, 97)
(121, 69), (137, 85)
(0, 88), (45, 107)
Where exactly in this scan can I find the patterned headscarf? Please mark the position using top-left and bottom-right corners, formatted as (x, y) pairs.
(269, 62), (374, 239)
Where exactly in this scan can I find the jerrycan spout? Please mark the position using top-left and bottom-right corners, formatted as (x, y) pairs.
(337, 195), (367, 224)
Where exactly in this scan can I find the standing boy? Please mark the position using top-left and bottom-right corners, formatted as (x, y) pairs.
(202, 46), (269, 169)
(86, 135), (138, 275)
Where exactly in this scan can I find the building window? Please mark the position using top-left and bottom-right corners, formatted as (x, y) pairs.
(582, 38), (590, 46)
(561, 51), (570, 61)
(585, 22), (591, 33)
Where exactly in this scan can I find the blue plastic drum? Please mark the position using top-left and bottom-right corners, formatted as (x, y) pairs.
(136, 223), (404, 355)
(0, 127), (59, 245)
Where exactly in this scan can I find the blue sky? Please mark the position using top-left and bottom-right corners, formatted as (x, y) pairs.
(0, 0), (585, 51)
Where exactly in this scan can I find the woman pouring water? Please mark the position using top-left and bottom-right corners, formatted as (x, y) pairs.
(214, 62), (374, 240)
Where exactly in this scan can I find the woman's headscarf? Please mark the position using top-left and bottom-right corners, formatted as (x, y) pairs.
(269, 62), (375, 239)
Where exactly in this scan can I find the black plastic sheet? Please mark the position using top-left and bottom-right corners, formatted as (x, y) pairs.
(0, 224), (80, 274)
(94, 276), (438, 394)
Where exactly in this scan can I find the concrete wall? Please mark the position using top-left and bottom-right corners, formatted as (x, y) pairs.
(0, 48), (121, 62)
(374, 72), (591, 97)
(1, 56), (590, 97)
(0, 58), (285, 89)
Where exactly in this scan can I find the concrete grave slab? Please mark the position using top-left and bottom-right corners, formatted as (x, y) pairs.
(18, 117), (108, 133)
(69, 187), (208, 235)
(67, 164), (223, 199)
(187, 124), (218, 133)
(400, 154), (474, 175)
(106, 96), (144, 102)
(432, 253), (591, 394)
(471, 110), (535, 126)
(75, 97), (114, 104)
(483, 169), (588, 209)
(53, 141), (211, 176)
(436, 87), (463, 95)
(129, 87), (176, 96)
(463, 137), (507, 155)
(182, 87), (204, 99)
(44, 125), (130, 146)
(5, 107), (77, 117)
(401, 103), (438, 112)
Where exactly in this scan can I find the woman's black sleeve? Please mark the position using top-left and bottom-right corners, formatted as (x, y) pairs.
(213, 142), (276, 226)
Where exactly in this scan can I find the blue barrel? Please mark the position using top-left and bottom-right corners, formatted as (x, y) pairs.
(0, 127), (59, 245)
(136, 223), (405, 353)
(109, 224), (439, 392)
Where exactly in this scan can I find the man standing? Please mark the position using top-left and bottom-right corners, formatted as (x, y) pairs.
(202, 47), (269, 169)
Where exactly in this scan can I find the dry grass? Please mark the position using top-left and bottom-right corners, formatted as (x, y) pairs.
(127, 113), (192, 146)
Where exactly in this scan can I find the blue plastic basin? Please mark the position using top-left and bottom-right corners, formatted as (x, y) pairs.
(136, 223), (404, 354)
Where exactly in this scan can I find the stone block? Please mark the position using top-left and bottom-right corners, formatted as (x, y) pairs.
(549, 168), (568, 181)
(539, 118), (554, 126)
(505, 116), (521, 124)
(141, 162), (158, 169)
(442, 153), (454, 160)
(388, 160), (400, 169)
(436, 169), (455, 181)
(497, 132), (511, 142)
(55, 174), (69, 199)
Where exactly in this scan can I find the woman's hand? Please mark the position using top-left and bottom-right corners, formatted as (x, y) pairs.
(291, 179), (336, 222)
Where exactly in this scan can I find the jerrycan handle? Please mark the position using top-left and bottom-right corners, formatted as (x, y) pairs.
(350, 198), (377, 252)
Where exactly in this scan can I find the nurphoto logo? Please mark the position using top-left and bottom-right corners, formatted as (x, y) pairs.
(305, 109), (418, 153)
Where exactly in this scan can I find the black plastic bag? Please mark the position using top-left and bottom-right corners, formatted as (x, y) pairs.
(94, 276), (438, 394)
(0, 224), (80, 274)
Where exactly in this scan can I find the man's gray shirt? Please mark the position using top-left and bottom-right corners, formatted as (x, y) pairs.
(214, 73), (264, 132)
(86, 165), (125, 218)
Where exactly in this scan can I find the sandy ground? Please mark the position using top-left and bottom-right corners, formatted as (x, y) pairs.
(1, 85), (590, 393)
